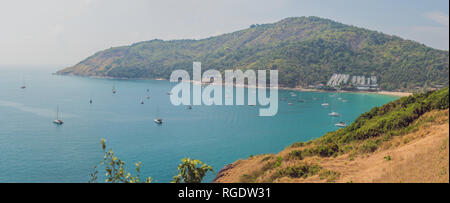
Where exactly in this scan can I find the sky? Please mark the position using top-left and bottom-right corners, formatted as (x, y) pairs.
(0, 0), (448, 66)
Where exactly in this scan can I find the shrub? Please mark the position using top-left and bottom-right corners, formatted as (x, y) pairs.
(172, 158), (214, 183)
(272, 156), (283, 168)
(288, 150), (304, 160)
(89, 139), (152, 183)
(360, 140), (379, 153)
(272, 163), (322, 179)
(319, 170), (341, 182)
(290, 142), (305, 148)
(315, 143), (340, 157)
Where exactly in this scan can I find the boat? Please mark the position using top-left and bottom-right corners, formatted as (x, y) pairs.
(335, 122), (347, 127)
(141, 100), (144, 104)
(342, 99), (348, 102)
(187, 105), (192, 109)
(321, 97), (329, 106)
(288, 103), (294, 106)
(154, 106), (163, 124)
(335, 114), (347, 127)
(89, 99), (93, 104)
(112, 85), (117, 94)
(167, 91), (173, 95)
(146, 96), (150, 100)
(53, 106), (64, 125)
(328, 112), (340, 117)
(20, 79), (26, 89)
(154, 118), (163, 124)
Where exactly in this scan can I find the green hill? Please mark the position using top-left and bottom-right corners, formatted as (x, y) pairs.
(57, 16), (449, 91)
(213, 87), (449, 183)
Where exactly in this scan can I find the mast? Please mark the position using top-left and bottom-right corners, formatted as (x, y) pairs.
(156, 105), (160, 118)
(56, 105), (59, 120)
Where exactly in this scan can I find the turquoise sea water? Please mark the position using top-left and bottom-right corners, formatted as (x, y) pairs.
(0, 68), (397, 182)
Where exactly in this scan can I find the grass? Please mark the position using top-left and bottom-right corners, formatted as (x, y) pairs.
(319, 170), (341, 183)
(271, 163), (322, 180)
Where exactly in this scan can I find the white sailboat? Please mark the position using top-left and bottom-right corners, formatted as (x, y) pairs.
(328, 111), (340, 117)
(154, 118), (163, 124)
(335, 115), (347, 127)
(321, 97), (329, 106)
(154, 106), (163, 125)
(335, 122), (347, 127)
(53, 106), (64, 125)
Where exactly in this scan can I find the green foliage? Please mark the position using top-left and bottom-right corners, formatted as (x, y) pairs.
(360, 140), (381, 153)
(288, 150), (304, 160)
(272, 163), (321, 179)
(384, 155), (392, 161)
(272, 156), (283, 168)
(58, 17), (449, 91)
(172, 158), (214, 183)
(319, 170), (341, 182)
(90, 139), (212, 183)
(289, 142), (305, 148)
(89, 138), (152, 183)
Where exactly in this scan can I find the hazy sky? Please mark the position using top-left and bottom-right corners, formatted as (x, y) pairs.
(0, 0), (448, 66)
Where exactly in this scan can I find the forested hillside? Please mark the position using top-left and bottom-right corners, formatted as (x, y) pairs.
(57, 17), (449, 91)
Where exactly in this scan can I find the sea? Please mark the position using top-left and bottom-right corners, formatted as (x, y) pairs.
(0, 67), (398, 182)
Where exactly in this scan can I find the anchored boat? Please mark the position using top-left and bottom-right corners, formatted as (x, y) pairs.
(53, 106), (64, 125)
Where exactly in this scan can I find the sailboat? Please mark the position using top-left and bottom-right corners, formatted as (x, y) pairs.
(53, 106), (64, 125)
(321, 97), (329, 106)
(328, 112), (340, 117)
(335, 115), (347, 127)
(20, 78), (26, 89)
(112, 85), (117, 94)
(328, 101), (339, 117)
(335, 122), (347, 127)
(154, 106), (163, 125)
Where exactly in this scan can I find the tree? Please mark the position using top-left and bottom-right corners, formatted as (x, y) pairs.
(89, 138), (152, 183)
(172, 158), (214, 183)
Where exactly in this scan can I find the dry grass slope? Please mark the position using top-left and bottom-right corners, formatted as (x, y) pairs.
(214, 109), (449, 183)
